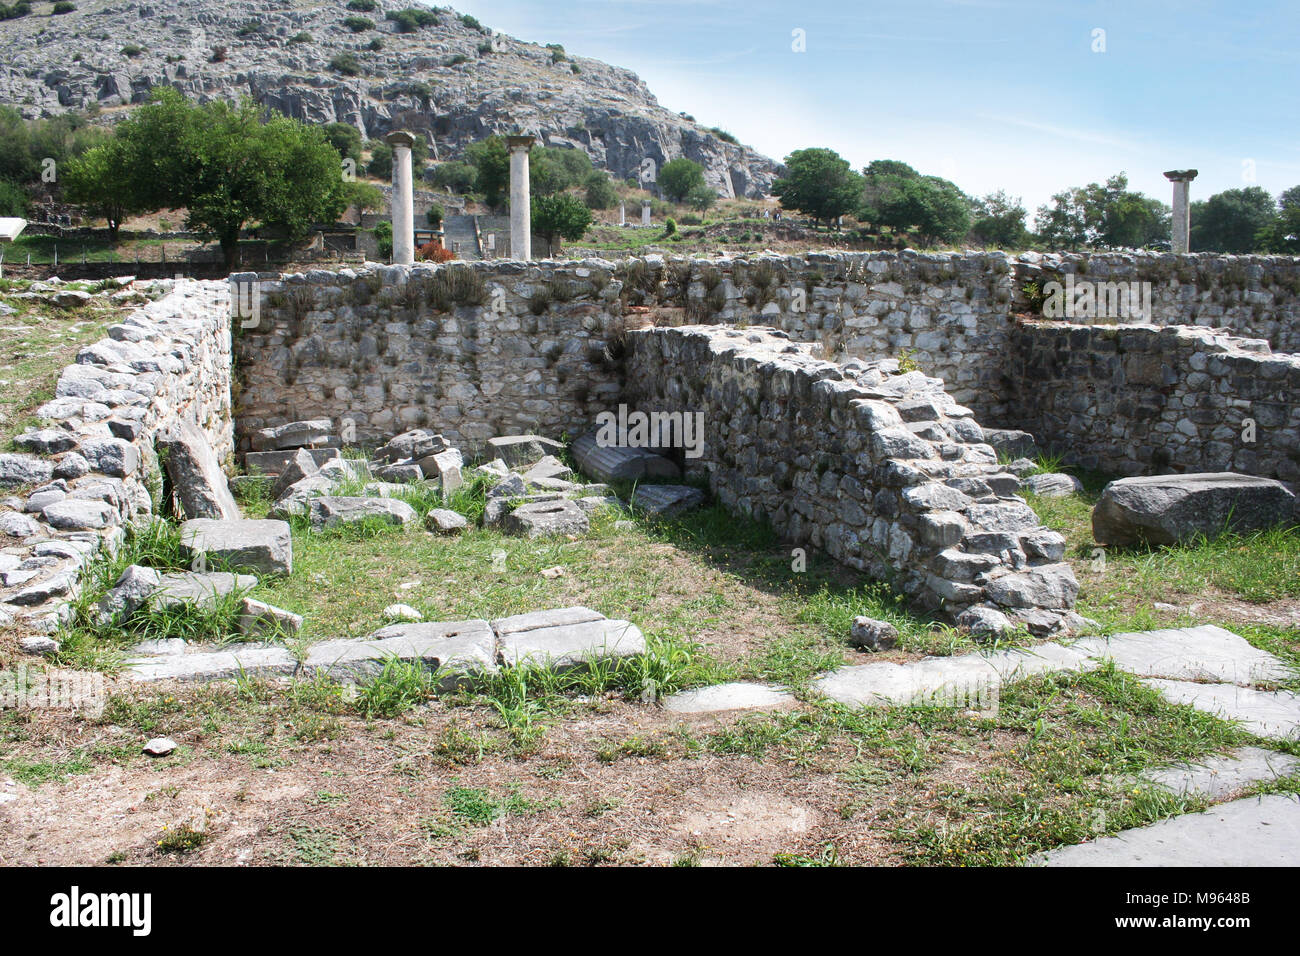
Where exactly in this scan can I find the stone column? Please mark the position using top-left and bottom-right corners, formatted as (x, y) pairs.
(619, 202), (626, 226)
(507, 134), (536, 261)
(1163, 169), (1198, 253)
(641, 199), (651, 227)
(386, 130), (416, 265)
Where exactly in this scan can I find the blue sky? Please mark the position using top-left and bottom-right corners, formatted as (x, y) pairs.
(449, 0), (1300, 216)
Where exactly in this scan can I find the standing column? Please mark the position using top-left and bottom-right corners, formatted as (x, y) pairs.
(507, 134), (536, 261)
(1163, 169), (1198, 253)
(619, 201), (626, 226)
(386, 130), (416, 265)
(641, 199), (651, 226)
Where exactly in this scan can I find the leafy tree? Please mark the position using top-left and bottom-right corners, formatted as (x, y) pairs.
(530, 146), (591, 196)
(429, 160), (477, 193)
(344, 180), (384, 214)
(858, 159), (921, 227)
(465, 136), (510, 209)
(1034, 173), (1167, 250)
(366, 140), (392, 179)
(531, 193), (592, 255)
(61, 140), (146, 241)
(1190, 186), (1277, 253)
(583, 171), (618, 210)
(0, 178), (27, 217)
(324, 122), (363, 163)
(426, 204), (444, 227)
(685, 183), (716, 212)
(1259, 185), (1300, 253)
(857, 160), (970, 244)
(970, 190), (1029, 249)
(772, 148), (863, 225)
(114, 89), (348, 267)
(373, 220), (393, 259)
(658, 157), (705, 203)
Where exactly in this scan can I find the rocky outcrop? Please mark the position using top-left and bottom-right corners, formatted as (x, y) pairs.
(0, 0), (781, 197)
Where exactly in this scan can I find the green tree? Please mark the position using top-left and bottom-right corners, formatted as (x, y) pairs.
(366, 140), (392, 179)
(685, 183), (716, 212)
(1190, 186), (1277, 253)
(465, 136), (510, 209)
(61, 139), (146, 241)
(531, 193), (592, 255)
(1035, 173), (1168, 250)
(772, 148), (863, 225)
(1259, 185), (1300, 253)
(530, 145), (592, 196)
(658, 157), (706, 203)
(114, 89), (348, 268)
(970, 190), (1029, 249)
(583, 171), (618, 210)
(344, 180), (384, 214)
(429, 160), (476, 193)
(0, 177), (26, 217)
(324, 122), (363, 162)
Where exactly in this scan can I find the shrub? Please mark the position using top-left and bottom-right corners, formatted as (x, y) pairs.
(373, 221), (393, 259)
(236, 21), (263, 37)
(0, 3), (32, 21)
(386, 8), (438, 32)
(459, 14), (485, 31)
(288, 31), (311, 44)
(417, 241), (454, 262)
(121, 44), (144, 57)
(209, 45), (227, 62)
(426, 204), (444, 227)
(710, 127), (739, 144)
(346, 0), (376, 9)
(0, 178), (28, 218)
(52, 1), (75, 13)
(366, 38), (383, 51)
(429, 160), (476, 193)
(446, 54), (469, 67)
(584, 171), (618, 210)
(342, 15), (373, 32)
(330, 53), (362, 76)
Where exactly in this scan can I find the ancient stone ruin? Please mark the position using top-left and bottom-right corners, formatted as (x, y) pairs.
(3, 249), (1299, 656)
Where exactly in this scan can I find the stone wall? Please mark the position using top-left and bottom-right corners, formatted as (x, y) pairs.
(1012, 252), (1300, 353)
(1008, 321), (1300, 482)
(0, 280), (233, 634)
(622, 325), (1082, 632)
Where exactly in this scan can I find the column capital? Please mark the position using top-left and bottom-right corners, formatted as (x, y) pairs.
(506, 134), (536, 152)
(1163, 169), (1198, 182)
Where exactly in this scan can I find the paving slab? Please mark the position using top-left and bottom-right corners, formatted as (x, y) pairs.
(1036, 794), (1300, 866)
(814, 654), (1000, 709)
(633, 484), (705, 517)
(1097, 625), (1293, 686)
(496, 618), (646, 671)
(662, 682), (796, 714)
(1141, 679), (1300, 739)
(150, 571), (257, 611)
(490, 606), (605, 637)
(1139, 747), (1300, 800)
(125, 646), (298, 682)
(302, 620), (496, 688)
(180, 518), (292, 576)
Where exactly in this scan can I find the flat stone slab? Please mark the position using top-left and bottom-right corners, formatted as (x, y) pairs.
(307, 496), (418, 529)
(125, 645), (298, 683)
(1098, 625), (1293, 686)
(496, 618), (647, 671)
(571, 433), (680, 483)
(1139, 747), (1300, 800)
(499, 498), (589, 538)
(486, 434), (564, 468)
(633, 484), (705, 517)
(662, 682), (796, 714)
(814, 655), (1001, 709)
(156, 420), (241, 521)
(302, 620), (496, 688)
(1141, 679), (1300, 739)
(490, 606), (606, 636)
(181, 518), (292, 576)
(150, 571), (258, 611)
(251, 419), (334, 452)
(244, 448), (340, 478)
(1036, 795), (1300, 866)
(1093, 472), (1296, 546)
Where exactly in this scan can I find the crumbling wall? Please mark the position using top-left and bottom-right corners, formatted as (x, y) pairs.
(1009, 321), (1300, 482)
(0, 280), (233, 633)
(623, 325), (1083, 632)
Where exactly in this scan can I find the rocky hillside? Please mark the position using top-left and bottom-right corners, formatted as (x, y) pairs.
(0, 0), (780, 198)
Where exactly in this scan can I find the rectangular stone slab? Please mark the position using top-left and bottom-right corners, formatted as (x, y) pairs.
(180, 518), (293, 576)
(302, 620), (496, 688)
(1138, 747), (1300, 800)
(1098, 625), (1294, 686)
(496, 618), (646, 671)
(1141, 678), (1300, 739)
(1035, 794), (1300, 866)
(814, 655), (1001, 709)
(490, 606), (605, 637)
(126, 646), (298, 682)
(244, 448), (340, 478)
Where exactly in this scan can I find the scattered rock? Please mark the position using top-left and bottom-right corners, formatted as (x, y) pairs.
(487, 434), (565, 468)
(244, 447), (340, 478)
(849, 616), (899, 652)
(424, 508), (468, 534)
(150, 571), (258, 611)
(143, 737), (177, 757)
(180, 518), (293, 577)
(19, 636), (59, 656)
(500, 499), (590, 538)
(1093, 473), (1297, 546)
(251, 419), (334, 452)
(382, 603), (423, 623)
(984, 429), (1039, 460)
(237, 597), (303, 637)
(270, 447), (321, 500)
(375, 428), (446, 463)
(97, 564), (161, 624)
(524, 455), (573, 483)
(307, 496), (419, 530)
(632, 484), (705, 517)
(1024, 472), (1083, 498)
(540, 566), (566, 578)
